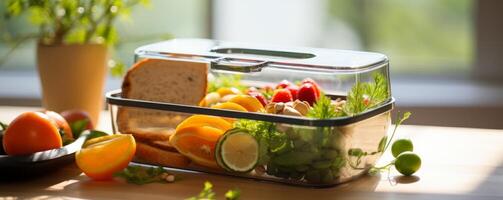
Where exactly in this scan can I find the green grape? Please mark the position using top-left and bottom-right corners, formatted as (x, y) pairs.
(394, 152), (421, 176)
(391, 139), (414, 158)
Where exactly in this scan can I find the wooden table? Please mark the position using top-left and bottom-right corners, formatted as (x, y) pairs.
(1, 106), (503, 200)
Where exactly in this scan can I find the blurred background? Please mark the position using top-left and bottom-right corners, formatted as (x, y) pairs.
(1, 0), (502, 128)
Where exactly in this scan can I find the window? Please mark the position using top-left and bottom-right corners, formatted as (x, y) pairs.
(0, 0), (210, 71)
(213, 0), (474, 75)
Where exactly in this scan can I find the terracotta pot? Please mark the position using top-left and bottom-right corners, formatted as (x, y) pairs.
(37, 43), (108, 126)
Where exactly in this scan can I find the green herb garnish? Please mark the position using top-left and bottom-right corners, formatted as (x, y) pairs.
(307, 94), (338, 119)
(187, 181), (240, 200)
(343, 73), (389, 116)
(114, 165), (171, 185)
(82, 130), (109, 142)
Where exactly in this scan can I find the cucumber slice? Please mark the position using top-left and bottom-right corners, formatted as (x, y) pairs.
(216, 128), (259, 173)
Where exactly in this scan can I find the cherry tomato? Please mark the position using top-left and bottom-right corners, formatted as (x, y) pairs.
(301, 78), (321, 98)
(286, 85), (299, 100)
(271, 89), (293, 103)
(298, 83), (319, 105)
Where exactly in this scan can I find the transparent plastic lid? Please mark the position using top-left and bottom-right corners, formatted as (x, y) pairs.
(135, 38), (388, 73)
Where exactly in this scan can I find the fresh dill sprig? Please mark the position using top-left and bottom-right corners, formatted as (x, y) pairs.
(307, 94), (338, 119)
(343, 73), (389, 116)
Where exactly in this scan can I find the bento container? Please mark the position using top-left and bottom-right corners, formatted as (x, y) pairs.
(106, 39), (394, 187)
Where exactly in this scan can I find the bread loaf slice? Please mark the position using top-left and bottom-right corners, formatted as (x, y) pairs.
(117, 58), (208, 132)
(135, 142), (191, 168)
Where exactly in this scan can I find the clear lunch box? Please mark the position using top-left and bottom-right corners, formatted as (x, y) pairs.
(106, 39), (393, 187)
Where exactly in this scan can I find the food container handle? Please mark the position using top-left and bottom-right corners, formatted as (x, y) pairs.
(210, 57), (268, 73)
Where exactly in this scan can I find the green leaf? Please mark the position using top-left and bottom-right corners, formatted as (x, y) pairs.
(84, 130), (109, 141)
(28, 7), (50, 25)
(0, 121), (8, 130)
(114, 165), (169, 185)
(65, 28), (87, 44)
(70, 119), (90, 138)
(225, 189), (241, 200)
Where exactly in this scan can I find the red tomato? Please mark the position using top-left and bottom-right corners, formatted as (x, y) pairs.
(3, 112), (62, 155)
(43, 111), (73, 141)
(298, 83), (319, 106)
(286, 85), (299, 100)
(301, 78), (321, 98)
(271, 89), (293, 103)
(61, 110), (94, 130)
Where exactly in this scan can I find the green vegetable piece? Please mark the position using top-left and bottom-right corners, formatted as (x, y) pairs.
(289, 171), (304, 180)
(320, 169), (334, 184)
(297, 128), (314, 143)
(394, 152), (421, 176)
(331, 156), (346, 169)
(292, 139), (306, 149)
(391, 139), (414, 158)
(312, 160), (332, 169)
(322, 149), (340, 159)
(257, 137), (270, 165)
(273, 151), (317, 166)
(266, 163), (278, 175)
(305, 170), (321, 183)
(275, 169), (291, 178)
(295, 165), (310, 172)
(285, 128), (299, 139)
(272, 140), (293, 155)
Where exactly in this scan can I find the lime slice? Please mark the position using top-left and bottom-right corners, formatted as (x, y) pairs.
(216, 128), (259, 173)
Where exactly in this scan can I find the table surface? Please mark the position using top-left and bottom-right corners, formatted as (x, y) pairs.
(1, 106), (503, 200)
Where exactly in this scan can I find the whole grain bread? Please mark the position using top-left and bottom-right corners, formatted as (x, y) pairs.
(117, 58), (208, 168)
(118, 58), (208, 132)
(135, 142), (191, 168)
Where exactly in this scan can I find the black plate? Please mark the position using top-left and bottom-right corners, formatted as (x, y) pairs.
(0, 130), (87, 179)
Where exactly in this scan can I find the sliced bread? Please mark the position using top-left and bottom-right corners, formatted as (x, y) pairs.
(117, 58), (208, 132)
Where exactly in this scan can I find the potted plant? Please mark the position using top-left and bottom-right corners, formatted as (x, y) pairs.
(4, 0), (148, 125)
